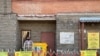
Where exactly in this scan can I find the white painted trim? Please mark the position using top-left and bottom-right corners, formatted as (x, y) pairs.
(18, 14), (55, 17)
(17, 16), (56, 20)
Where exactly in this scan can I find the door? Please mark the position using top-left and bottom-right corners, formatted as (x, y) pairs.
(41, 32), (56, 51)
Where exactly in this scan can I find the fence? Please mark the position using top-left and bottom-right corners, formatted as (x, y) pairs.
(0, 49), (80, 56)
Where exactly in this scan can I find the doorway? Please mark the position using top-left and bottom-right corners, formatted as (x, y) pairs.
(21, 30), (31, 46)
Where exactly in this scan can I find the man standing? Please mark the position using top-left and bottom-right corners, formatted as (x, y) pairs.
(23, 37), (33, 51)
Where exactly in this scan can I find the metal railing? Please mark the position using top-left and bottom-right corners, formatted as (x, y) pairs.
(0, 49), (80, 56)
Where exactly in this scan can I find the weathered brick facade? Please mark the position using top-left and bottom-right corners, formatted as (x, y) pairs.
(56, 13), (100, 51)
(0, 14), (18, 49)
(0, 0), (18, 50)
(1, 0), (100, 51)
(12, 1), (100, 14)
(56, 14), (79, 51)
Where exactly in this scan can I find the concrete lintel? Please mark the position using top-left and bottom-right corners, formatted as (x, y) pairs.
(17, 16), (56, 21)
(57, 13), (100, 16)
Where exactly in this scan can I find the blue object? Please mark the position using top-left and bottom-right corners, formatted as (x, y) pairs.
(80, 17), (100, 22)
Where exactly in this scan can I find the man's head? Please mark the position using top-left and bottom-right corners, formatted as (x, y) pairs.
(26, 37), (30, 40)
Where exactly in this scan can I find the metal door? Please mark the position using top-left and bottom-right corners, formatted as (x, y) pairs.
(41, 32), (56, 51)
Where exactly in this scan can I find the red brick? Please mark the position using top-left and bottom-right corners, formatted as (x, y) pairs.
(12, 1), (100, 14)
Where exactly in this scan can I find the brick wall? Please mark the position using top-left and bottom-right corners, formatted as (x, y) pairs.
(0, 0), (18, 50)
(13, 0), (100, 2)
(56, 14), (79, 51)
(0, 0), (5, 13)
(56, 13), (100, 51)
(0, 0), (12, 13)
(12, 1), (100, 14)
(0, 14), (18, 50)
